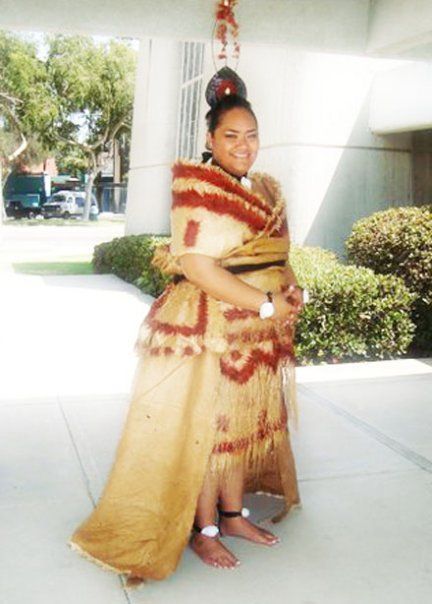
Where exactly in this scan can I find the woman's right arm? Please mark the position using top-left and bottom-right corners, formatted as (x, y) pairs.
(179, 253), (299, 321)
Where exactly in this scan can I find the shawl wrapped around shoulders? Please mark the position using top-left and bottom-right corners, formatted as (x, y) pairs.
(135, 159), (295, 366)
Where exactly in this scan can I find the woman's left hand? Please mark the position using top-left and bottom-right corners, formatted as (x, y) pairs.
(275, 286), (303, 329)
(290, 287), (304, 311)
(282, 285), (304, 312)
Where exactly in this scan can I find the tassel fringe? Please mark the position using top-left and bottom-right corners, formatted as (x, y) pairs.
(281, 360), (299, 431)
(207, 358), (299, 480)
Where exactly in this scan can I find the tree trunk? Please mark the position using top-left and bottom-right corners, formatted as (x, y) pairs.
(83, 169), (96, 221)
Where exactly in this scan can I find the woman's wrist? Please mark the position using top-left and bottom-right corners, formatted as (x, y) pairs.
(258, 291), (275, 319)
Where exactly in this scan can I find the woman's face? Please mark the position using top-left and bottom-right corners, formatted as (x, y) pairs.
(206, 107), (259, 177)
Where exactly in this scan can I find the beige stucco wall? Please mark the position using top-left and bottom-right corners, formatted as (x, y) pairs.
(126, 40), (414, 257)
(227, 45), (413, 256)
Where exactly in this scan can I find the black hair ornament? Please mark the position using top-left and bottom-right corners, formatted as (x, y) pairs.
(205, 66), (247, 109)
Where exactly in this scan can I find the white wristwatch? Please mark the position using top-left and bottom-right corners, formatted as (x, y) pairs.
(259, 291), (275, 320)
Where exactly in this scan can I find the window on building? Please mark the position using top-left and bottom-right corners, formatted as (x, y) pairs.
(176, 41), (205, 159)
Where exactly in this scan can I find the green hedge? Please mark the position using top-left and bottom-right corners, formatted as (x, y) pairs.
(346, 206), (432, 352)
(290, 246), (415, 364)
(93, 234), (172, 297)
(93, 235), (416, 364)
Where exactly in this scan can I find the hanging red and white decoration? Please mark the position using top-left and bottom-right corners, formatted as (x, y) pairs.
(214, 0), (240, 62)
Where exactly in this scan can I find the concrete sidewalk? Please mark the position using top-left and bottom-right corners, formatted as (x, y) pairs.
(1, 272), (432, 604)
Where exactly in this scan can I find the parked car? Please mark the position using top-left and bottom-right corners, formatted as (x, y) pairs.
(41, 190), (99, 219)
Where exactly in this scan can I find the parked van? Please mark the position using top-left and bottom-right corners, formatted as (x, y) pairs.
(4, 172), (51, 218)
(41, 190), (99, 219)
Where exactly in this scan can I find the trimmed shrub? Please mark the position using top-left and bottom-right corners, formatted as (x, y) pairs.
(93, 234), (172, 297)
(93, 235), (416, 364)
(291, 246), (416, 364)
(346, 206), (432, 352)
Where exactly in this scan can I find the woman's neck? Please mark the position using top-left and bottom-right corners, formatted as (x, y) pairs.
(210, 158), (247, 182)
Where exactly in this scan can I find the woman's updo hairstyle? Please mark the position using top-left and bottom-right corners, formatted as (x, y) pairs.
(205, 94), (257, 134)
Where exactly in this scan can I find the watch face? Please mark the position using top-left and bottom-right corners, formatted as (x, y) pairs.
(260, 301), (275, 319)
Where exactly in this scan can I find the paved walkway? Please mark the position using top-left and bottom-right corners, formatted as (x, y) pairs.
(0, 221), (125, 265)
(1, 270), (432, 604)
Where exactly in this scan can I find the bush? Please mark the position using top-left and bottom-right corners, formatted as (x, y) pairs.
(93, 234), (172, 297)
(346, 206), (432, 352)
(93, 235), (416, 364)
(290, 246), (416, 364)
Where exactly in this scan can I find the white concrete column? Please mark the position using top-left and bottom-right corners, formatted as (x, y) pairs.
(125, 38), (182, 235)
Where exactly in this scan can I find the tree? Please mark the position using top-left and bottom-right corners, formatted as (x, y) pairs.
(0, 31), (56, 220)
(46, 36), (136, 220)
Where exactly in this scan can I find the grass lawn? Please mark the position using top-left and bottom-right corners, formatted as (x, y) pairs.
(13, 261), (94, 275)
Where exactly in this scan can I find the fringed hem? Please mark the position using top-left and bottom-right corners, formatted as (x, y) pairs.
(243, 491), (303, 524)
(67, 539), (149, 590)
(208, 428), (287, 479)
(67, 538), (129, 576)
(282, 361), (299, 431)
(206, 356), (299, 479)
(269, 499), (303, 524)
(253, 489), (303, 507)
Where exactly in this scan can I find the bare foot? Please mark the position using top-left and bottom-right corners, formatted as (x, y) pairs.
(219, 516), (280, 545)
(190, 532), (240, 569)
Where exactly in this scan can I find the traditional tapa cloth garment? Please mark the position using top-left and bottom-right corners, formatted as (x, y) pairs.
(67, 159), (302, 582)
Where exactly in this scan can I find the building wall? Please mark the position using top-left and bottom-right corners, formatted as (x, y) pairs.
(197, 45), (413, 257)
(412, 130), (432, 206)
(367, 0), (432, 58)
(127, 41), (415, 257)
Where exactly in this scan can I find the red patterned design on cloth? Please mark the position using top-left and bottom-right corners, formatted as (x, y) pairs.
(225, 323), (294, 345)
(147, 345), (207, 357)
(220, 324), (295, 383)
(145, 287), (208, 337)
(212, 410), (286, 454)
(173, 190), (267, 233)
(172, 162), (272, 217)
(223, 307), (258, 321)
(220, 348), (280, 383)
(276, 214), (288, 237)
(148, 346), (175, 355)
(183, 219), (200, 247)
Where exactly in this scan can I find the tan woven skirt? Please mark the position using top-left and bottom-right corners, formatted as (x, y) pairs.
(67, 348), (301, 582)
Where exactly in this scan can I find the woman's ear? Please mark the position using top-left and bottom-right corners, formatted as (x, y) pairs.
(205, 131), (213, 151)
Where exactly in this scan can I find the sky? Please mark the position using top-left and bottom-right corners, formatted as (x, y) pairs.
(14, 30), (139, 60)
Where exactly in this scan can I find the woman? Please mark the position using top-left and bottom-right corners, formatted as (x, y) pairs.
(68, 74), (304, 586)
